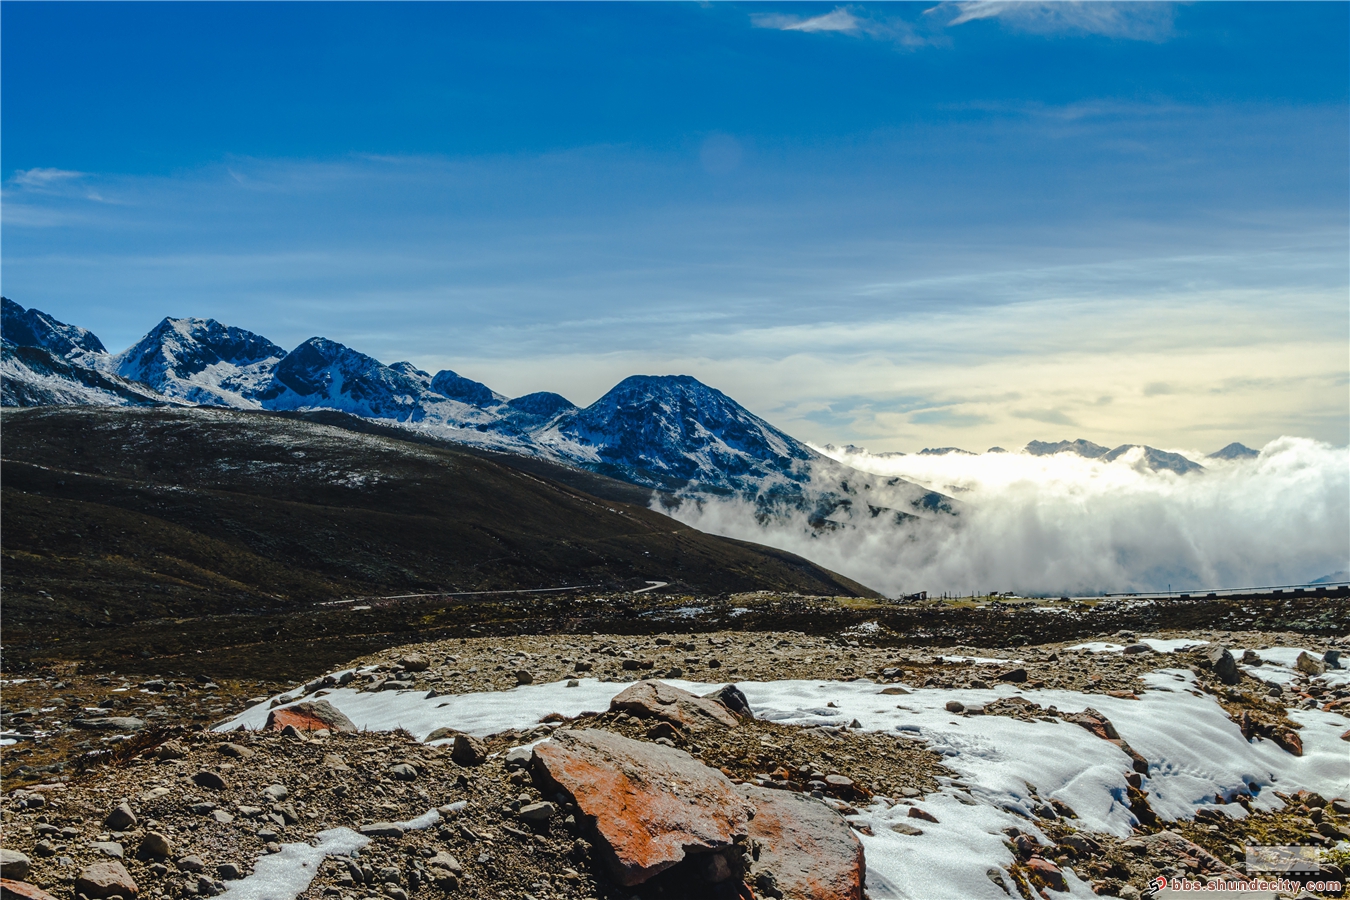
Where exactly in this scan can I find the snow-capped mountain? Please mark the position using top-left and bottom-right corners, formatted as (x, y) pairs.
(2, 296), (108, 366)
(1, 340), (170, 408)
(429, 369), (504, 408)
(536, 375), (815, 493)
(112, 317), (288, 407)
(1208, 442), (1260, 460)
(255, 337), (498, 426)
(1026, 437), (1203, 474)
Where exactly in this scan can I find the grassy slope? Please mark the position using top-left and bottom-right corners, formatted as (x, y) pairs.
(1, 407), (875, 672)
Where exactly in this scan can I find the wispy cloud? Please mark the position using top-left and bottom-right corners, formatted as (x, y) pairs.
(753, 8), (862, 33)
(10, 167), (85, 188)
(752, 6), (936, 47)
(941, 1), (1176, 42)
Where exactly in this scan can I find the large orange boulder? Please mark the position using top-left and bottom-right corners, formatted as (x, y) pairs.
(532, 728), (752, 886)
(608, 680), (740, 731)
(264, 699), (356, 733)
(741, 785), (865, 900)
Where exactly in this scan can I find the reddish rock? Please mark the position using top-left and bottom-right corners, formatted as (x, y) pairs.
(1, 880), (60, 900)
(609, 681), (740, 731)
(532, 728), (752, 886)
(1025, 856), (1067, 892)
(1063, 708), (1148, 773)
(741, 786), (865, 900)
(264, 700), (356, 733)
(907, 807), (939, 824)
(75, 861), (138, 899)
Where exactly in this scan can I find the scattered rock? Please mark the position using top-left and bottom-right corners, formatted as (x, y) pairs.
(176, 856), (205, 873)
(517, 802), (556, 824)
(451, 734), (488, 767)
(0, 851), (31, 881)
(532, 728), (753, 886)
(155, 740), (188, 761)
(262, 784), (288, 802)
(1025, 856), (1067, 892)
(75, 861), (138, 899)
(944, 700), (965, 714)
(217, 863), (244, 881)
(264, 700), (356, 733)
(137, 833), (173, 860)
(514, 670), (534, 686)
(504, 747), (533, 769)
(217, 742), (254, 759)
(191, 771), (229, 791)
(742, 785), (865, 900)
(1325, 649), (1342, 669)
(398, 653), (430, 672)
(90, 843), (124, 860)
(0, 879), (59, 900)
(701, 684), (752, 718)
(358, 823), (405, 839)
(907, 807), (938, 824)
(1206, 647), (1240, 685)
(997, 668), (1027, 684)
(73, 717), (145, 731)
(1295, 651), (1327, 676)
(104, 802), (137, 831)
(608, 680), (740, 731)
(388, 763), (418, 781)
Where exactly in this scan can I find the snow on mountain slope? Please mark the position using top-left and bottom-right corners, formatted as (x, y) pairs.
(2, 296), (108, 366)
(1, 339), (170, 408)
(255, 336), (498, 426)
(113, 317), (288, 408)
(429, 369), (505, 408)
(536, 374), (816, 494)
(1028, 438), (1204, 474)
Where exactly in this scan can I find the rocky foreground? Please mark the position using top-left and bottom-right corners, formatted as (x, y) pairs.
(2, 627), (1349, 900)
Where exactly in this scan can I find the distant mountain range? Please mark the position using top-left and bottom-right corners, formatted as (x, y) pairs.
(2, 298), (953, 527)
(2, 297), (1258, 507)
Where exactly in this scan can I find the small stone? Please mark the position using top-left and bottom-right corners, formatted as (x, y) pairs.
(426, 852), (461, 874)
(383, 886), (408, 900)
(217, 743), (254, 759)
(210, 810), (234, 825)
(1123, 644), (1153, 655)
(566, 680), (580, 688)
(397, 653), (430, 672)
(176, 856), (205, 873)
(1, 849), (33, 880)
(997, 668), (1028, 684)
(358, 823), (405, 839)
(30, 843), (55, 859)
(75, 861), (138, 899)
(1296, 651), (1327, 676)
(1206, 647), (1240, 685)
(907, 807), (938, 823)
(217, 864), (244, 881)
(138, 833), (173, 860)
(515, 670), (534, 686)
(105, 802), (138, 831)
(190, 802), (218, 815)
(191, 772), (228, 791)
(944, 700), (965, 714)
(518, 802), (556, 824)
(1025, 856), (1067, 892)
(880, 686), (910, 695)
(261, 784), (288, 802)
(1324, 649), (1343, 669)
(889, 822), (923, 836)
(451, 734), (488, 767)
(388, 764), (417, 781)
(504, 747), (533, 769)
(90, 842), (125, 859)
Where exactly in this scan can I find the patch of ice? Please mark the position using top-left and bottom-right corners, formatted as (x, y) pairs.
(218, 827), (368, 900)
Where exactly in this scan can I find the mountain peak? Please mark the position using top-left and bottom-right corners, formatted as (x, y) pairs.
(2, 297), (108, 361)
(1025, 438), (1111, 458)
(430, 369), (503, 408)
(545, 373), (814, 492)
(114, 316), (287, 407)
(1208, 442), (1260, 460)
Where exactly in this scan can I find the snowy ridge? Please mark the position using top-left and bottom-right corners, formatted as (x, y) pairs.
(0, 300), (947, 508)
(112, 317), (288, 408)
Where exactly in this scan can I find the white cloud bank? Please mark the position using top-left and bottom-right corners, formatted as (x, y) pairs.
(664, 437), (1349, 597)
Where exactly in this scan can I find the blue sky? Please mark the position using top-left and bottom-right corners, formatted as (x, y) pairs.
(3, 2), (1347, 451)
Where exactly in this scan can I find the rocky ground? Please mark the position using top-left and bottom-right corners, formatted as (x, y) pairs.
(3, 617), (1349, 900)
